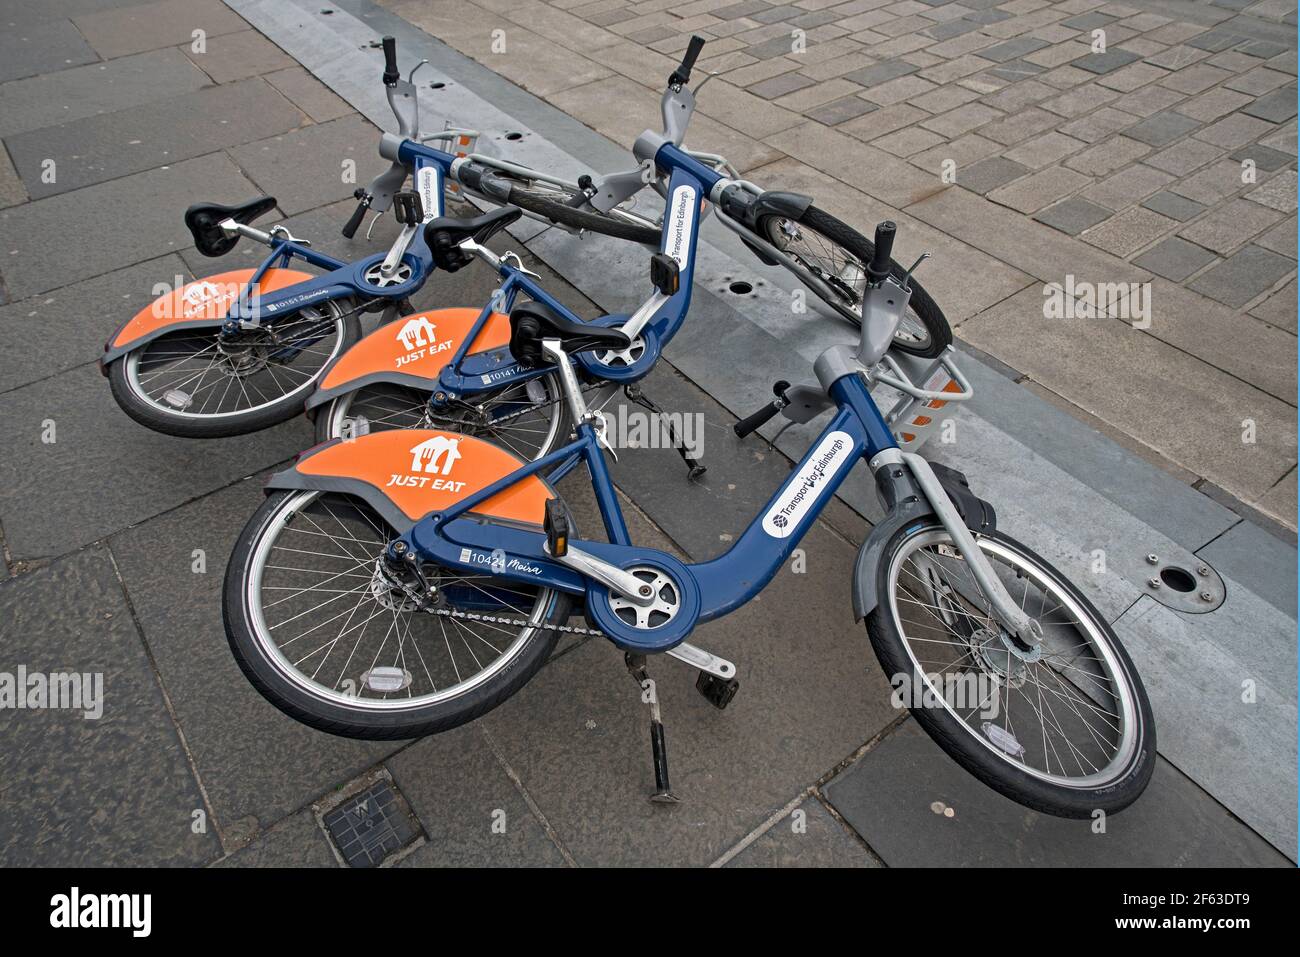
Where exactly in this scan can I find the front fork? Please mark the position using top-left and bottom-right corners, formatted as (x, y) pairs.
(872, 448), (1042, 649)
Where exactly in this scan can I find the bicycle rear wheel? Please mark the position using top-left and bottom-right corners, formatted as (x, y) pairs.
(313, 375), (570, 462)
(756, 205), (951, 357)
(224, 489), (571, 739)
(108, 299), (359, 437)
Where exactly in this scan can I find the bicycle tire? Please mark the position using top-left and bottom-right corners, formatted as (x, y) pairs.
(225, 488), (573, 740)
(756, 205), (952, 358)
(107, 299), (360, 438)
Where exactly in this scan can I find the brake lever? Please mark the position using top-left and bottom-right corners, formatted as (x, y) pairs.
(500, 250), (541, 279)
(268, 224), (310, 246)
(901, 252), (930, 291)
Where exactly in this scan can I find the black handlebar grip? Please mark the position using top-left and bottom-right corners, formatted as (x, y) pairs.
(680, 36), (705, 76)
(869, 220), (896, 280)
(733, 381), (790, 438)
(341, 199), (369, 238)
(670, 35), (706, 87)
(734, 401), (782, 439)
(382, 36), (399, 85)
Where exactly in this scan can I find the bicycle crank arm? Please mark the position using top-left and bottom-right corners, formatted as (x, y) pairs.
(666, 642), (735, 680)
(545, 543), (656, 607)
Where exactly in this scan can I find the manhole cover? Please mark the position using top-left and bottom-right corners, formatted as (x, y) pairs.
(1140, 552), (1225, 613)
(322, 780), (422, 867)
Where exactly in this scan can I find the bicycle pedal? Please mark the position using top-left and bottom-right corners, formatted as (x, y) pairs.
(686, 463), (707, 481)
(695, 671), (739, 710)
(392, 190), (424, 225)
(543, 498), (569, 558)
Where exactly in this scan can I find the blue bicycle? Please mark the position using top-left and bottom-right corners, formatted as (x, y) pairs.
(223, 151), (1155, 817)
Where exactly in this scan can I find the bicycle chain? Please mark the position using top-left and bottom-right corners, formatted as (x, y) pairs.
(423, 604), (607, 639)
(437, 381), (605, 428)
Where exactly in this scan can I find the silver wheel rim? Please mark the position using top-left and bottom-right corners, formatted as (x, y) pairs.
(886, 528), (1140, 789)
(763, 217), (930, 347)
(245, 490), (554, 711)
(125, 302), (348, 420)
(328, 375), (566, 461)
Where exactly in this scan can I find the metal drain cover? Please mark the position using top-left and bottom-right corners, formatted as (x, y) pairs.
(322, 780), (422, 867)
(1140, 552), (1226, 614)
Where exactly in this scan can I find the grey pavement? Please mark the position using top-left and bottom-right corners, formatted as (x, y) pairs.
(0, 0), (1294, 868)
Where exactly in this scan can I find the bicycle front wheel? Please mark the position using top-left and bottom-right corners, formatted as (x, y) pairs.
(866, 520), (1155, 817)
(756, 205), (951, 357)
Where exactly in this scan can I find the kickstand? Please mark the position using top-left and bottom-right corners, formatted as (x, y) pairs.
(624, 385), (706, 481)
(625, 653), (680, 804)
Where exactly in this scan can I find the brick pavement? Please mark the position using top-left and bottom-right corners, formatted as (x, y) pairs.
(383, 0), (1298, 529)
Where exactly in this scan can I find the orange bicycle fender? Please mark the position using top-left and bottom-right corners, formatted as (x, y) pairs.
(265, 428), (555, 531)
(101, 268), (314, 366)
(305, 308), (513, 413)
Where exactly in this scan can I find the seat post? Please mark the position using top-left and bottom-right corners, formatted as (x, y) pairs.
(540, 338), (589, 423)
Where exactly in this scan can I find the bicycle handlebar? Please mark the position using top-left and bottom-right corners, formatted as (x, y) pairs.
(733, 380), (790, 438)
(868, 221), (896, 283)
(382, 35), (400, 86)
(669, 35), (706, 88)
(341, 192), (371, 238)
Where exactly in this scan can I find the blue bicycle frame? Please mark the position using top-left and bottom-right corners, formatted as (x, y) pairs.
(395, 361), (894, 652)
(390, 140), (719, 414)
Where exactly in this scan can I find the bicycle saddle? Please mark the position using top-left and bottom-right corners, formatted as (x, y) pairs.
(185, 197), (278, 258)
(509, 301), (632, 366)
(424, 206), (523, 272)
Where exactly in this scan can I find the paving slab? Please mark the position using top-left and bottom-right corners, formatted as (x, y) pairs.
(725, 797), (883, 867)
(958, 286), (1296, 507)
(0, 253), (189, 394)
(0, 363), (311, 557)
(823, 719), (1292, 866)
(0, 151), (262, 299)
(1199, 518), (1298, 617)
(1141, 189), (1207, 220)
(213, 810), (338, 866)
(1133, 235), (1217, 280)
(1, 0), (144, 26)
(0, 47), (211, 140)
(386, 724), (569, 867)
(1187, 243), (1296, 307)
(1033, 196), (1113, 234)
(105, 474), (402, 839)
(184, 27), (297, 83)
(227, 113), (389, 216)
(5, 77), (307, 199)
(265, 66), (356, 123)
(0, 15), (99, 85)
(72, 0), (248, 60)
(1249, 272), (1298, 327)
(0, 547), (222, 866)
(1114, 593), (1297, 860)
(0, 147), (24, 210)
